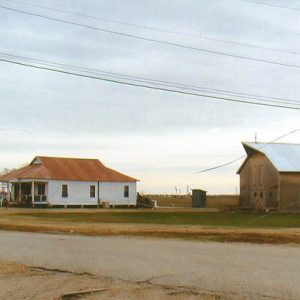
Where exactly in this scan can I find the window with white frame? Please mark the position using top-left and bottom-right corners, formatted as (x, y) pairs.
(62, 184), (68, 198)
(90, 185), (96, 198)
(37, 184), (46, 196)
(124, 185), (129, 198)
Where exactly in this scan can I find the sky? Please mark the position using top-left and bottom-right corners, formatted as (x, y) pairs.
(1, 0), (300, 194)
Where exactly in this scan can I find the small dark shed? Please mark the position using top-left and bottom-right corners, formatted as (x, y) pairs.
(192, 189), (207, 208)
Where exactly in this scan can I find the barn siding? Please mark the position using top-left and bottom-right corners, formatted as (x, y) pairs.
(240, 152), (278, 210)
(279, 173), (300, 211)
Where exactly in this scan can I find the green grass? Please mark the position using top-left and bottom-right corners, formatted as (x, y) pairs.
(11, 211), (300, 228)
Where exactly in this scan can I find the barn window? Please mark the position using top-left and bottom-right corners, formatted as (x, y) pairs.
(62, 184), (68, 198)
(254, 165), (263, 186)
(258, 166), (263, 185)
(90, 185), (95, 198)
(124, 185), (129, 198)
(254, 166), (258, 186)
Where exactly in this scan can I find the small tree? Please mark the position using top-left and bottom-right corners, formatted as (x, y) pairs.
(0, 167), (17, 175)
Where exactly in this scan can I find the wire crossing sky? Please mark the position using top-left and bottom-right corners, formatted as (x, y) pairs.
(195, 128), (300, 173)
(2, 0), (300, 57)
(1, 53), (300, 110)
(2, 4), (300, 70)
(2, 51), (300, 106)
(241, 0), (300, 11)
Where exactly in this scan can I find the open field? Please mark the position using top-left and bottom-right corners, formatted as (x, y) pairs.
(149, 194), (239, 209)
(1, 208), (300, 244)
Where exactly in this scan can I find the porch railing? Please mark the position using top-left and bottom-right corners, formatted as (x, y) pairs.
(21, 195), (47, 203)
(34, 195), (47, 202)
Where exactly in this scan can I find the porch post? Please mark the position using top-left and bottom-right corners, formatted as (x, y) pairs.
(7, 182), (10, 202)
(18, 182), (21, 202)
(32, 181), (35, 206)
(97, 181), (100, 207)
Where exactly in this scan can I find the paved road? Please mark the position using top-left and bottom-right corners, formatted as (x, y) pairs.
(0, 231), (299, 299)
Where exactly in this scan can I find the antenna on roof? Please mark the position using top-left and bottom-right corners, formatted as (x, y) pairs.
(195, 127), (300, 174)
(255, 132), (258, 143)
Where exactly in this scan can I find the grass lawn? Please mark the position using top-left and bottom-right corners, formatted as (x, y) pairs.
(1, 209), (300, 245)
(6, 210), (300, 228)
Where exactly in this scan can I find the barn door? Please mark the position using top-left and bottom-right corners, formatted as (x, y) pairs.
(255, 191), (265, 211)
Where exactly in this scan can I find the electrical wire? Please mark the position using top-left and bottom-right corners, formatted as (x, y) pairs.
(2, 0), (300, 57)
(195, 128), (300, 173)
(1, 52), (300, 107)
(2, 5), (300, 70)
(1, 53), (300, 110)
(241, 0), (300, 12)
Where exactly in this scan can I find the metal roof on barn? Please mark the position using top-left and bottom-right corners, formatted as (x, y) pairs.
(238, 142), (300, 173)
(0, 156), (138, 182)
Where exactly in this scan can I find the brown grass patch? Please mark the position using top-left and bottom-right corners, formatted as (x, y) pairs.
(0, 260), (28, 274)
(1, 208), (300, 245)
(0, 218), (299, 245)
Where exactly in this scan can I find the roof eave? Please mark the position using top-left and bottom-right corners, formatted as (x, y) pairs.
(238, 142), (281, 174)
(236, 157), (249, 174)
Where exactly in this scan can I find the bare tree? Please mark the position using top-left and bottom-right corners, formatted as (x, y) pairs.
(0, 168), (15, 176)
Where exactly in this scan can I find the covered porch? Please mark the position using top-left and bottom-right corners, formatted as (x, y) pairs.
(10, 181), (48, 206)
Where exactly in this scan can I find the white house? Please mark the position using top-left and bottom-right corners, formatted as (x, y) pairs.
(0, 156), (138, 207)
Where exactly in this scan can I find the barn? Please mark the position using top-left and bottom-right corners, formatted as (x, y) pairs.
(237, 142), (300, 211)
(0, 156), (138, 207)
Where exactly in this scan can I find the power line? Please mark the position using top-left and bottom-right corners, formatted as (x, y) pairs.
(195, 128), (300, 173)
(2, 5), (300, 70)
(1, 52), (300, 107)
(2, 0), (300, 57)
(1, 56), (300, 111)
(241, 0), (300, 12)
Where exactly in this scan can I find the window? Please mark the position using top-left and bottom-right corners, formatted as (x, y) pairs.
(37, 184), (45, 196)
(124, 185), (129, 198)
(259, 166), (263, 185)
(254, 166), (258, 186)
(254, 165), (263, 186)
(90, 185), (96, 198)
(62, 184), (68, 198)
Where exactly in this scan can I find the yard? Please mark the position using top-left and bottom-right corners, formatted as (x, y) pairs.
(5, 209), (300, 227)
(0, 208), (300, 244)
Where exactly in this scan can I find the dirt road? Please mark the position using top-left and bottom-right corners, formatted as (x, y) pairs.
(0, 231), (299, 299)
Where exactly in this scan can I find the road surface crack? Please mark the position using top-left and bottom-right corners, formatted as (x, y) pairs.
(31, 266), (94, 277)
(59, 287), (110, 299)
(136, 272), (185, 284)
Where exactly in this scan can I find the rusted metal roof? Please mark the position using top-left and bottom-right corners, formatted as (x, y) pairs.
(0, 156), (138, 182)
(238, 142), (300, 173)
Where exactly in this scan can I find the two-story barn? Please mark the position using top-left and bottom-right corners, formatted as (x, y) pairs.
(0, 156), (138, 207)
(237, 142), (300, 211)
